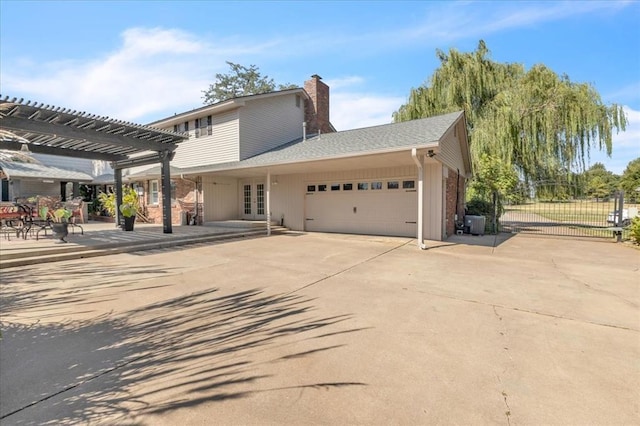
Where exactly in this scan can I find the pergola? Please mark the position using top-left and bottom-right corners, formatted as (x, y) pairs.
(0, 96), (188, 233)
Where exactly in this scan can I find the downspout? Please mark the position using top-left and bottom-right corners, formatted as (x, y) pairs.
(266, 170), (271, 236)
(411, 148), (426, 250)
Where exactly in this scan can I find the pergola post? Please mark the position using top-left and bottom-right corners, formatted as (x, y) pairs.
(114, 168), (123, 228)
(160, 150), (172, 234)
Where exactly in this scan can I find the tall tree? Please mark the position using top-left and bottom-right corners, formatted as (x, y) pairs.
(393, 41), (627, 182)
(583, 162), (619, 200)
(202, 62), (297, 104)
(620, 157), (640, 202)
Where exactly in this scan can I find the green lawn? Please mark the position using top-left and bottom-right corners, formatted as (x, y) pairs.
(503, 200), (637, 239)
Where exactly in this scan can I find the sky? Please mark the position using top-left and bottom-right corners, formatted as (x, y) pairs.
(1, 0), (638, 174)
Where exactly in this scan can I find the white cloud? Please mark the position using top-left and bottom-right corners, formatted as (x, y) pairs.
(1, 28), (238, 123)
(323, 76), (365, 90)
(330, 92), (405, 131)
(397, 1), (630, 45)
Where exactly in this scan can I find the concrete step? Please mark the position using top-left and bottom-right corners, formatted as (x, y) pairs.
(0, 226), (289, 269)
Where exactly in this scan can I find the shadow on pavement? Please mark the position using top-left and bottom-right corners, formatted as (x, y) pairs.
(1, 286), (366, 424)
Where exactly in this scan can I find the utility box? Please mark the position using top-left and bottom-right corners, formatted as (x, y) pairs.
(465, 215), (486, 236)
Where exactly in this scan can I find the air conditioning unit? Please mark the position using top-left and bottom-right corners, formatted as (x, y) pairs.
(465, 215), (486, 236)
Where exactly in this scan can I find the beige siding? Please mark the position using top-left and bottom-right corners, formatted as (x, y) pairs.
(239, 95), (304, 160)
(202, 176), (238, 221)
(438, 122), (467, 174)
(422, 163), (443, 241)
(269, 174), (305, 230)
(171, 110), (240, 168)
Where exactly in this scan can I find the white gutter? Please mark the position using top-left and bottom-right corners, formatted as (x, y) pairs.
(411, 148), (426, 250)
(266, 170), (271, 236)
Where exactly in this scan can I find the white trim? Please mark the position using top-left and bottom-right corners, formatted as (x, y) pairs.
(411, 148), (426, 250)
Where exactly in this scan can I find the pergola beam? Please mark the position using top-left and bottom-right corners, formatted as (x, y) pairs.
(2, 115), (178, 153)
(0, 140), (126, 161)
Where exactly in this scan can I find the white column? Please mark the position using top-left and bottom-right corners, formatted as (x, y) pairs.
(266, 170), (271, 236)
(411, 148), (426, 249)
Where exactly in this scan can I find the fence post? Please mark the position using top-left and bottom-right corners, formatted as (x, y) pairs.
(615, 190), (624, 243)
(492, 191), (498, 234)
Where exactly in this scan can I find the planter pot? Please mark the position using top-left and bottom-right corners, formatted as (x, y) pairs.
(51, 222), (69, 243)
(123, 216), (135, 231)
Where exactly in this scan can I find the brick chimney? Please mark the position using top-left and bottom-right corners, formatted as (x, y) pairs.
(304, 74), (334, 134)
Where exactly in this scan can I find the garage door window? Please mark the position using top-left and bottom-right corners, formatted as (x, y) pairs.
(331, 184), (340, 191)
(343, 183), (353, 191)
(387, 181), (399, 189)
(307, 185), (316, 192)
(403, 180), (415, 189)
(372, 181), (382, 190)
(358, 183), (368, 190)
(318, 184), (327, 192)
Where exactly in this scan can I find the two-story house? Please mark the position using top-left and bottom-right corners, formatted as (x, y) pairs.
(129, 75), (471, 243)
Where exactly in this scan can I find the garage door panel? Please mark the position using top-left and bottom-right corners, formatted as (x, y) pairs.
(305, 185), (417, 237)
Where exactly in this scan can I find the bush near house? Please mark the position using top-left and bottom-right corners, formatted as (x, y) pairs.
(629, 217), (640, 245)
(98, 186), (139, 217)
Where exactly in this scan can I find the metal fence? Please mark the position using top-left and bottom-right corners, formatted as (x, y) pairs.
(499, 185), (634, 239)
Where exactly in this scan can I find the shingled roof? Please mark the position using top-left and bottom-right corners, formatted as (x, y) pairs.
(179, 111), (464, 175)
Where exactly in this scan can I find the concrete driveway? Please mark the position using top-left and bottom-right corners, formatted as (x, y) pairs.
(1, 232), (638, 425)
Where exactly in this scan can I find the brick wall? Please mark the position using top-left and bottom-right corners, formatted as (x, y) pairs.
(303, 75), (334, 135)
(142, 178), (200, 225)
(445, 168), (466, 237)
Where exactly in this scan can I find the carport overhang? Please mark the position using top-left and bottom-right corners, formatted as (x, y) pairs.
(178, 145), (442, 238)
(0, 97), (188, 233)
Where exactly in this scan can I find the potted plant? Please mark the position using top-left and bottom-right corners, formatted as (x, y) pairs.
(120, 202), (137, 231)
(50, 207), (72, 243)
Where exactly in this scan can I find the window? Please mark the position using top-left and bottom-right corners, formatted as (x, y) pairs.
(149, 180), (159, 205)
(343, 183), (353, 191)
(402, 180), (415, 189)
(184, 121), (189, 131)
(307, 185), (316, 192)
(173, 124), (178, 133)
(371, 181), (382, 190)
(257, 184), (265, 215)
(171, 180), (177, 201)
(357, 182), (368, 190)
(387, 181), (399, 189)
(318, 184), (327, 192)
(331, 183), (340, 191)
(296, 95), (301, 108)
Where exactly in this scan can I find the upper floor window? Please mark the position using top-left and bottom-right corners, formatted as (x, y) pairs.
(184, 121), (189, 132)
(195, 115), (213, 138)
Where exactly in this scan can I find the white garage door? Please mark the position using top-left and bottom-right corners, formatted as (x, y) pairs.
(304, 178), (418, 237)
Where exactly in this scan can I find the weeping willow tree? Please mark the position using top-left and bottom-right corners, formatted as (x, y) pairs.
(394, 40), (627, 184)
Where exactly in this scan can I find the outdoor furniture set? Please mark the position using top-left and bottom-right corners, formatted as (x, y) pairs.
(0, 197), (84, 242)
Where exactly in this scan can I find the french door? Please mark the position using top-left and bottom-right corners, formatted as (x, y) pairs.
(241, 181), (265, 220)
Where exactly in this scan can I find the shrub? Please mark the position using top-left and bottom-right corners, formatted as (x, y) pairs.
(466, 196), (500, 234)
(98, 186), (139, 217)
(629, 217), (640, 245)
